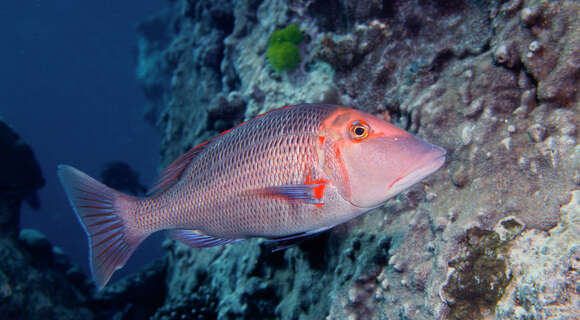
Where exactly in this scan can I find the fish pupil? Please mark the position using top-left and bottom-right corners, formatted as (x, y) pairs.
(355, 127), (365, 136)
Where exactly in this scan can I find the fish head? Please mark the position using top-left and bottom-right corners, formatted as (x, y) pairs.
(320, 108), (446, 209)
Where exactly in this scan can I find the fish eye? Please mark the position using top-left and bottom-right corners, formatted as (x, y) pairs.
(349, 121), (370, 140)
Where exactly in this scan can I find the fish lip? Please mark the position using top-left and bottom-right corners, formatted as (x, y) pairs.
(389, 150), (446, 191)
(408, 143), (446, 173)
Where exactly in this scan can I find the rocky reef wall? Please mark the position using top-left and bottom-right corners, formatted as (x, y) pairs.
(136, 0), (579, 319)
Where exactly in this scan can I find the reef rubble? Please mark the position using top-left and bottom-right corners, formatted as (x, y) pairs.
(133, 0), (579, 319)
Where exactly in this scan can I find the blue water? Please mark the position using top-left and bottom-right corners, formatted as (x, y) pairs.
(0, 1), (165, 281)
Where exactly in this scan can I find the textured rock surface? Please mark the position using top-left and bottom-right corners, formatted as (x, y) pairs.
(1, 226), (167, 320)
(0, 232), (94, 320)
(135, 0), (579, 319)
(495, 191), (580, 319)
(91, 259), (168, 319)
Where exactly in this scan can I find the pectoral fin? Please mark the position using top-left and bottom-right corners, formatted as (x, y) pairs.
(252, 183), (326, 207)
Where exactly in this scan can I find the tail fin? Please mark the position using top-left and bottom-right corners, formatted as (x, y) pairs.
(57, 164), (147, 289)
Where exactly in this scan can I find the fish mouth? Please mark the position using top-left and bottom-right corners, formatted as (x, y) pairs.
(389, 147), (446, 192)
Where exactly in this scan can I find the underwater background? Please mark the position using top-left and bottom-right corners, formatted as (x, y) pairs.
(0, 0), (165, 280)
(0, 0), (578, 319)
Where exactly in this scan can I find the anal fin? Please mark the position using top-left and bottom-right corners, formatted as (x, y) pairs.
(169, 229), (243, 248)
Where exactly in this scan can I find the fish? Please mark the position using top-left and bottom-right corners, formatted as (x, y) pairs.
(57, 103), (446, 288)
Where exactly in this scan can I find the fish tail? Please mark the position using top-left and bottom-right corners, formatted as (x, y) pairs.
(57, 164), (147, 289)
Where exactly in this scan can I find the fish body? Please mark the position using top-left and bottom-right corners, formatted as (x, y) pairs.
(58, 103), (446, 288)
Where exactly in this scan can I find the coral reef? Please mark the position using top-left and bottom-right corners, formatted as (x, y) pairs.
(135, 0), (579, 319)
(496, 191), (580, 319)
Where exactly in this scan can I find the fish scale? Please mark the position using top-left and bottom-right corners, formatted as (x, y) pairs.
(138, 105), (336, 237)
(57, 103), (446, 288)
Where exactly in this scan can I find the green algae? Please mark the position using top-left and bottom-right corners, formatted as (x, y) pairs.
(266, 24), (304, 72)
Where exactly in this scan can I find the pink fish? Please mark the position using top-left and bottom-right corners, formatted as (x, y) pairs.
(58, 104), (445, 288)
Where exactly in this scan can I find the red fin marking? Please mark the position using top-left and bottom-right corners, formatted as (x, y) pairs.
(318, 136), (325, 144)
(305, 169), (312, 184)
(195, 141), (209, 148)
(313, 184), (326, 199)
(303, 169), (328, 205)
(305, 169), (328, 187)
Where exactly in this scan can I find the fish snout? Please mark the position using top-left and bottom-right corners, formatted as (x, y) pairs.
(405, 136), (446, 171)
(385, 135), (446, 192)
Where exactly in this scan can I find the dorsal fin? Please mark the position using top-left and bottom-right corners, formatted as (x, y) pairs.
(147, 140), (213, 195)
